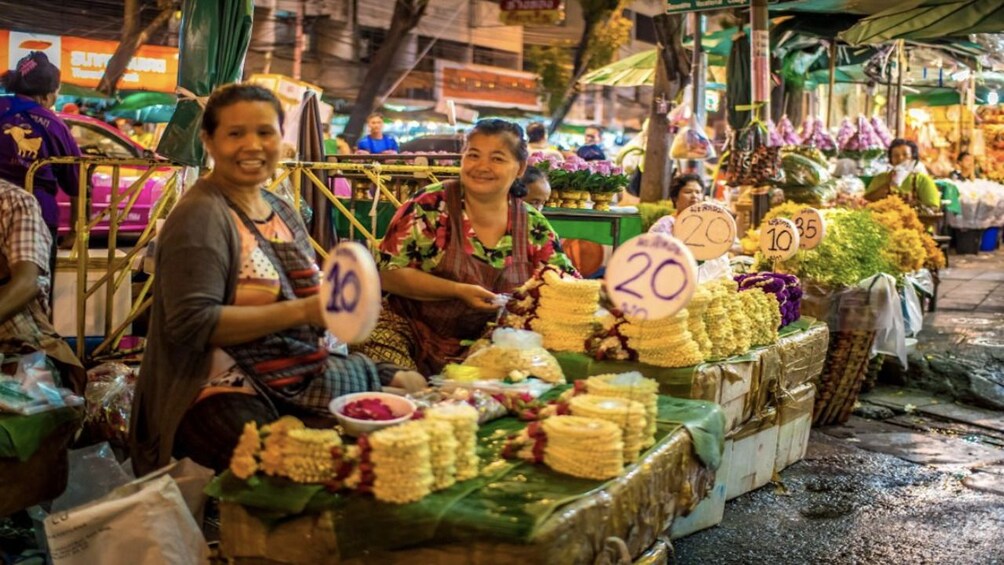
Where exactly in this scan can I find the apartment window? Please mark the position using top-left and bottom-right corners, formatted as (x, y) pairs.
(417, 37), (471, 63)
(472, 46), (519, 70)
(359, 26), (386, 63)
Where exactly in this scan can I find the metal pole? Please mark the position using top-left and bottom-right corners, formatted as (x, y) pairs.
(896, 40), (906, 137)
(827, 41), (837, 129)
(292, 0), (305, 79)
(691, 12), (707, 177)
(751, 0), (770, 109)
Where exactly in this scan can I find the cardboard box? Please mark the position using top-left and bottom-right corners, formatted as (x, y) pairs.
(774, 383), (816, 473)
(670, 439), (732, 539)
(725, 408), (779, 501)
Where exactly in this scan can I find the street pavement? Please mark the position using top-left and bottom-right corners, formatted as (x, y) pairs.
(675, 249), (1004, 564)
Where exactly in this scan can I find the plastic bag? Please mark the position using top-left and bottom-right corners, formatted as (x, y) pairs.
(84, 363), (137, 446)
(670, 116), (717, 160)
(901, 281), (923, 338)
(461, 328), (565, 383)
(860, 274), (907, 368)
(409, 388), (509, 424)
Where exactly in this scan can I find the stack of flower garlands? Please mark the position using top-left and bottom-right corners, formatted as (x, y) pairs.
(502, 372), (660, 480)
(228, 408), (481, 505)
(528, 153), (629, 210)
(504, 266), (601, 352)
(588, 277), (787, 366)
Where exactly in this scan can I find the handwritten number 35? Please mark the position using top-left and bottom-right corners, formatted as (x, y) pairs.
(614, 252), (686, 301)
(326, 264), (361, 313)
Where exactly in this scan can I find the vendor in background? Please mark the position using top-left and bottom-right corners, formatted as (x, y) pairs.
(526, 121), (564, 162)
(131, 121), (155, 149)
(0, 177), (83, 391)
(648, 174), (705, 237)
(521, 166), (552, 211)
(575, 125), (606, 161)
(0, 52), (83, 261)
(356, 112), (399, 154)
(356, 119), (577, 375)
(864, 138), (940, 209)
(950, 151), (978, 181)
(130, 84), (422, 475)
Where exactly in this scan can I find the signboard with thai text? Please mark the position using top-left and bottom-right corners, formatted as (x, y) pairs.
(500, 0), (565, 26)
(1, 28), (178, 94)
(436, 61), (541, 111)
(666, 0), (748, 13)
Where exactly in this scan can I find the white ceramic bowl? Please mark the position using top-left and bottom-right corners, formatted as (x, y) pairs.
(329, 391), (416, 436)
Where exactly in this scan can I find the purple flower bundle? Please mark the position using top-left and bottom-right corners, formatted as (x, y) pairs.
(734, 272), (803, 328)
(529, 152), (627, 193)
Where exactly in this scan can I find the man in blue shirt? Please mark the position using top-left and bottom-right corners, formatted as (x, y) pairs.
(356, 113), (399, 154)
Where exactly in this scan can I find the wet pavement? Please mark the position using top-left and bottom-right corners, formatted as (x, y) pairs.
(676, 249), (1004, 564)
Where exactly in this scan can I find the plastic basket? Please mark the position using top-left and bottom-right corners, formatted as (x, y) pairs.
(955, 228), (984, 255)
(980, 226), (1001, 252)
(813, 329), (877, 426)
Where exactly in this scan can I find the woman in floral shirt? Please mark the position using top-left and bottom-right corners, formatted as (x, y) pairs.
(357, 119), (576, 375)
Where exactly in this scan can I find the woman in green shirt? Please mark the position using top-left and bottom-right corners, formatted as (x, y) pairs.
(865, 138), (940, 209)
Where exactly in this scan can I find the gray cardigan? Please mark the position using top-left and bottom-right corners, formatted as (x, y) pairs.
(130, 179), (306, 475)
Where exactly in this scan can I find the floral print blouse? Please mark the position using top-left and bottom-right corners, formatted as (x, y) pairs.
(377, 183), (577, 275)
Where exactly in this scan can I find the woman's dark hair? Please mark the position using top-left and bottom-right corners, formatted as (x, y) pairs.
(512, 166), (546, 197)
(669, 173), (706, 202)
(465, 118), (528, 164)
(2, 51), (60, 97)
(201, 83), (284, 136)
(526, 122), (547, 143)
(888, 138), (919, 162)
(957, 151), (971, 162)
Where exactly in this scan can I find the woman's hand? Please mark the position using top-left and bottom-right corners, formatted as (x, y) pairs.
(300, 294), (326, 328)
(389, 370), (427, 393)
(454, 283), (500, 312)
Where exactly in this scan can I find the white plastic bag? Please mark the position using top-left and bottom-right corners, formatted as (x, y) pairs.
(859, 274), (907, 368)
(461, 328), (565, 383)
(901, 281), (924, 338)
(44, 473), (209, 565)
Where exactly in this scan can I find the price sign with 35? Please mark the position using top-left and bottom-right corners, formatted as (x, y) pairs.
(675, 202), (737, 260)
(759, 218), (800, 261)
(604, 233), (698, 322)
(319, 242), (382, 344)
(794, 207), (825, 250)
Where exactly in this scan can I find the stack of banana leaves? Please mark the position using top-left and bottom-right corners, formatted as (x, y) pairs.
(778, 147), (836, 207)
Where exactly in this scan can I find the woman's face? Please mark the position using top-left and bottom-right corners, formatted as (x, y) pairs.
(525, 178), (552, 210)
(201, 100), (282, 191)
(889, 145), (913, 167)
(674, 181), (703, 212)
(461, 132), (526, 200)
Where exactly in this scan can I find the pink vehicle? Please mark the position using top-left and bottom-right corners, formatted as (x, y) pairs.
(56, 112), (172, 235)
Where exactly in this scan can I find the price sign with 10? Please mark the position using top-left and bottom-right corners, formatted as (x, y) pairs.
(794, 207), (825, 249)
(675, 202), (737, 261)
(759, 217), (800, 262)
(319, 241), (383, 344)
(604, 233), (698, 322)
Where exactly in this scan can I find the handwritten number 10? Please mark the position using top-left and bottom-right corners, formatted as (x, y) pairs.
(614, 252), (687, 302)
(767, 227), (793, 252)
(326, 263), (361, 313)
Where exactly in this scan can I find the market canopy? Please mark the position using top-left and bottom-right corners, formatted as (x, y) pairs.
(840, 0), (1004, 45)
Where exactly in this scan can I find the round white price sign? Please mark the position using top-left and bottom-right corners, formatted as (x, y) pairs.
(604, 233), (698, 322)
(794, 208), (825, 250)
(759, 218), (800, 261)
(319, 242), (382, 344)
(675, 202), (737, 261)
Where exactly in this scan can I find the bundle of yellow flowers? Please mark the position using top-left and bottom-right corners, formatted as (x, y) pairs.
(702, 280), (738, 359)
(504, 266), (600, 353)
(569, 394), (647, 462)
(866, 196), (946, 271)
(229, 416), (347, 484)
(423, 419), (459, 491)
(617, 311), (705, 368)
(738, 289), (782, 346)
(721, 279), (753, 356)
(685, 286), (714, 358)
(583, 372), (659, 448)
(426, 403), (480, 480)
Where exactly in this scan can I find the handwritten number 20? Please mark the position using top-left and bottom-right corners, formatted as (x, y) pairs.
(326, 263), (361, 313)
(614, 252), (686, 302)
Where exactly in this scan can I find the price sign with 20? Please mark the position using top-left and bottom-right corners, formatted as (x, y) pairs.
(675, 202), (737, 260)
(759, 218), (800, 261)
(319, 242), (382, 344)
(794, 208), (825, 250)
(604, 233), (698, 322)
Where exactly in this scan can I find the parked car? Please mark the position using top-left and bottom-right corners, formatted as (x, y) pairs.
(55, 112), (173, 235)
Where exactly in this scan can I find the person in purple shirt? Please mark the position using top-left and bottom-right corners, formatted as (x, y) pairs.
(0, 52), (82, 250)
(356, 112), (399, 154)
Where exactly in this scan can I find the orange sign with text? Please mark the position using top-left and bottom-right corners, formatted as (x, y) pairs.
(1, 29), (178, 93)
(439, 64), (541, 111)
